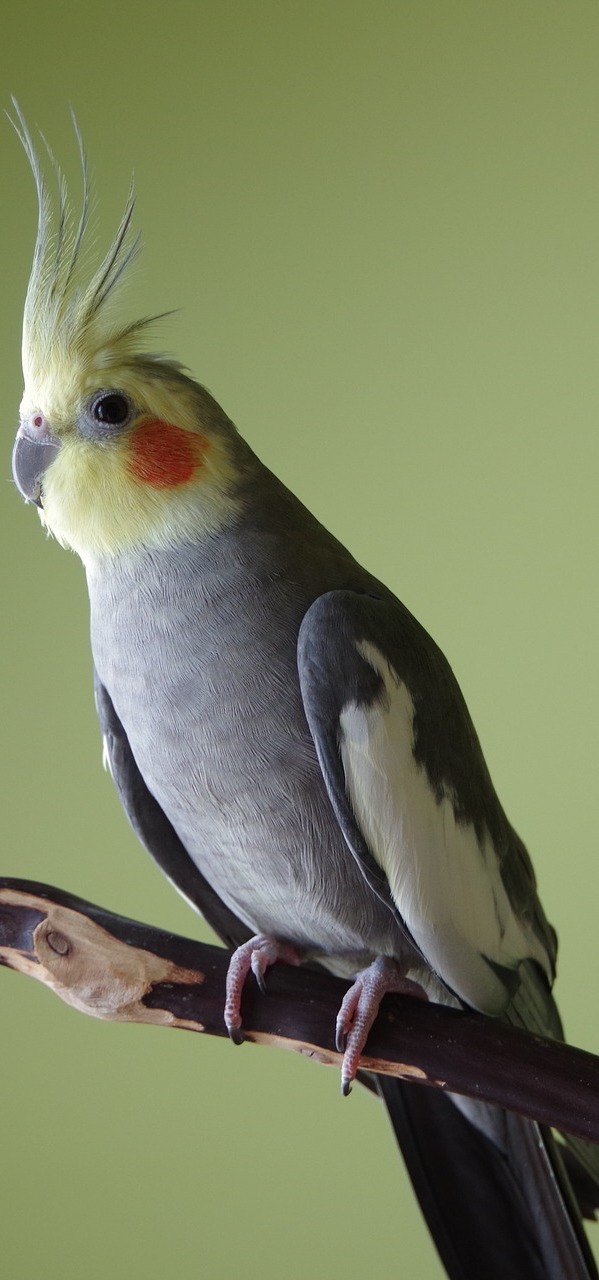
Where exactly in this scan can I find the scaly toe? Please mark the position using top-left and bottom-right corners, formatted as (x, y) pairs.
(335, 978), (364, 1054)
(224, 934), (303, 1041)
(337, 957), (428, 1094)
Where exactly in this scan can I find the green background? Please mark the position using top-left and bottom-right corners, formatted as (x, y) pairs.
(1, 4), (598, 1277)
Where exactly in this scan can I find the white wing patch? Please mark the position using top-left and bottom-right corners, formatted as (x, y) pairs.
(339, 641), (548, 1015)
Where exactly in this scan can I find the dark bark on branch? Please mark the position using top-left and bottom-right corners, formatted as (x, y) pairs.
(0, 875), (598, 1144)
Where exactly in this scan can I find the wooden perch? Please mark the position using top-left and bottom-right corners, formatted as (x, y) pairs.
(1, 875), (598, 1144)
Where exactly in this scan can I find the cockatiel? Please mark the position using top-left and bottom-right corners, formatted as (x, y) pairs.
(9, 105), (599, 1280)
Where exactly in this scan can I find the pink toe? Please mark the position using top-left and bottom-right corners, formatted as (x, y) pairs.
(224, 935), (303, 1040)
(337, 957), (428, 1093)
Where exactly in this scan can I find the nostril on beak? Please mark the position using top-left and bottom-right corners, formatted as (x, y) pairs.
(13, 416), (62, 504)
(27, 411), (50, 435)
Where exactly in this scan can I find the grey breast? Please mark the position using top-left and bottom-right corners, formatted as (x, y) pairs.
(87, 520), (410, 972)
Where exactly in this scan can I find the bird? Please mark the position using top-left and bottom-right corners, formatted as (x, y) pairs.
(9, 103), (599, 1279)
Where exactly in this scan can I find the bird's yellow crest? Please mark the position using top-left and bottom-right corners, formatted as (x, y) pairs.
(10, 103), (243, 563)
(9, 99), (177, 403)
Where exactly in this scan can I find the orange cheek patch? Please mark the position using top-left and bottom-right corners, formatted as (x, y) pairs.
(127, 420), (208, 488)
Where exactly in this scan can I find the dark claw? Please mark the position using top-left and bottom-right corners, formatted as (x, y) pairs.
(228, 1026), (245, 1046)
(336, 1028), (347, 1054)
(255, 970), (267, 996)
(342, 1080), (352, 1097)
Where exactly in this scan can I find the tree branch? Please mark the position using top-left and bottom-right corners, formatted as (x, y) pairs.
(1, 876), (598, 1144)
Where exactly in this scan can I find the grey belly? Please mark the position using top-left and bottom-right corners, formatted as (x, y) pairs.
(88, 548), (411, 974)
(130, 684), (404, 968)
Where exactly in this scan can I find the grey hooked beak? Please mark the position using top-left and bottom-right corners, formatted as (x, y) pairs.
(12, 413), (61, 507)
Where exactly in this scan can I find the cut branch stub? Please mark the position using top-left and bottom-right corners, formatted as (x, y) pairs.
(1, 876), (599, 1144)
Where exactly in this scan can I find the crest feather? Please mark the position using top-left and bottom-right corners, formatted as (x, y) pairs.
(8, 100), (174, 390)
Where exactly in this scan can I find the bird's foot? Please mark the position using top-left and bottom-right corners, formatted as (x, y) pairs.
(336, 957), (428, 1095)
(224, 934), (302, 1044)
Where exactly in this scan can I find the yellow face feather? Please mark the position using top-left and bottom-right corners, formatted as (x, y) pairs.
(21, 356), (242, 564)
(36, 392), (241, 565)
(11, 103), (243, 566)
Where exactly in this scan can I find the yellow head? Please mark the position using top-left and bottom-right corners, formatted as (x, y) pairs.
(10, 104), (242, 566)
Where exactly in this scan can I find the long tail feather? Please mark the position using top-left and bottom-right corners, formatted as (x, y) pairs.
(378, 1077), (598, 1280)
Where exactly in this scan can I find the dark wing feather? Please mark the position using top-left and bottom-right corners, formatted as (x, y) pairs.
(298, 590), (599, 1277)
(297, 589), (557, 1010)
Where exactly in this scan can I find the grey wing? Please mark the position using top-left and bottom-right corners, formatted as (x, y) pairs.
(297, 589), (558, 1024)
(94, 668), (252, 951)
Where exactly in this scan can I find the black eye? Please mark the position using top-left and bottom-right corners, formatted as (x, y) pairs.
(91, 392), (131, 427)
